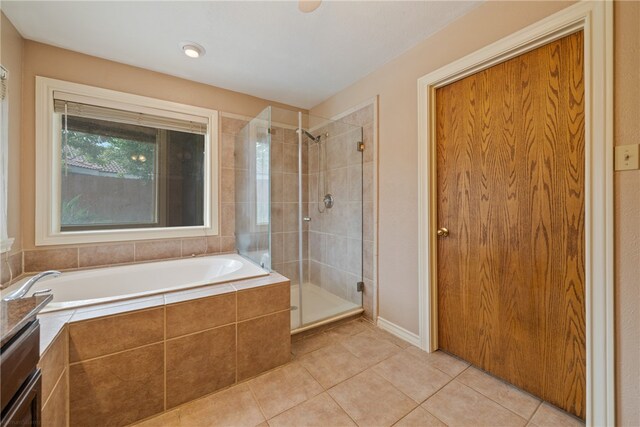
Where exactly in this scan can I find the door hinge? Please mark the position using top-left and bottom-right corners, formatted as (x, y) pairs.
(356, 281), (364, 292)
(357, 141), (364, 152)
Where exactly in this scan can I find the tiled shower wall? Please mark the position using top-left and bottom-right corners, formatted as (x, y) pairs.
(307, 103), (375, 320)
(270, 127), (309, 285)
(342, 104), (375, 319)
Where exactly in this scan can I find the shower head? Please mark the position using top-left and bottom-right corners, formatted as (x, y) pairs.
(297, 128), (322, 143)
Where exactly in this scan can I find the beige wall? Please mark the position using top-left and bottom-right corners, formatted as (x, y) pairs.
(1, 12), (23, 254)
(614, 2), (640, 426)
(20, 40), (304, 251)
(311, 1), (639, 424)
(310, 0), (573, 337)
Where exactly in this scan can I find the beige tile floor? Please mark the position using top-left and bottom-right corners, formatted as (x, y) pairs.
(134, 318), (585, 427)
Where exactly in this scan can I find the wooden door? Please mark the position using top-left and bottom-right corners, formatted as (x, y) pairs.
(436, 31), (586, 419)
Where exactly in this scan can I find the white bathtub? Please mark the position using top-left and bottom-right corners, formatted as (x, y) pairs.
(3, 254), (268, 312)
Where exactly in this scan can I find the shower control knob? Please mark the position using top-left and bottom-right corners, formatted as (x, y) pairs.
(323, 194), (334, 209)
(437, 227), (449, 237)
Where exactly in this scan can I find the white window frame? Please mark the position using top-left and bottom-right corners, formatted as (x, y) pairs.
(35, 76), (219, 246)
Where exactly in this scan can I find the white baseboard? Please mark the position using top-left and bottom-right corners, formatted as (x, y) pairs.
(377, 316), (421, 347)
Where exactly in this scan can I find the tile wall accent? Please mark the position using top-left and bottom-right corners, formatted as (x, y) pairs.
(39, 326), (69, 427)
(58, 280), (291, 426)
(22, 236), (231, 274)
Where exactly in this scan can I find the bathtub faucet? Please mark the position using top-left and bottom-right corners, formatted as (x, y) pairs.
(2, 270), (61, 301)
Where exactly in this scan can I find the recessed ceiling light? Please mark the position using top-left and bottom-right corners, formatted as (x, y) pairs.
(299, 0), (322, 13)
(179, 42), (205, 59)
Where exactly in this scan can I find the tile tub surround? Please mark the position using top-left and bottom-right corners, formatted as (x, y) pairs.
(35, 273), (291, 427)
(132, 318), (584, 427)
(39, 326), (69, 427)
(18, 114), (250, 276)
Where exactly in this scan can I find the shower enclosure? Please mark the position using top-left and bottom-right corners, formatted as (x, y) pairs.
(235, 106), (364, 331)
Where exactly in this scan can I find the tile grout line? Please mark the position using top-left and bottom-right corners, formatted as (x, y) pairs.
(300, 333), (404, 393)
(325, 388), (361, 427)
(69, 339), (165, 366)
(414, 364), (469, 412)
(41, 364), (66, 410)
(403, 346), (470, 378)
(415, 353), (582, 425)
(343, 368), (420, 424)
(235, 291), (238, 384)
(65, 333), (70, 426)
(445, 377), (531, 423)
(166, 319), (236, 341)
(529, 400), (544, 423)
(450, 364), (545, 422)
(245, 381), (268, 423)
(70, 304), (164, 325)
(163, 306), (167, 412)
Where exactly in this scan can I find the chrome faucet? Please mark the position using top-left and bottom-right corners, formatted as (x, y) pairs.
(2, 270), (61, 301)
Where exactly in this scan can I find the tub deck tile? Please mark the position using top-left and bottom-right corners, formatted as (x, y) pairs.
(231, 272), (289, 291)
(163, 283), (235, 305)
(38, 310), (74, 356)
(69, 295), (165, 323)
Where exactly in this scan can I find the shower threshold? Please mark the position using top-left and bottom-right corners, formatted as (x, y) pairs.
(290, 282), (363, 332)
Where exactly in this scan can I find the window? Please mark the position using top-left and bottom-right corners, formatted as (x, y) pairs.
(36, 77), (219, 245)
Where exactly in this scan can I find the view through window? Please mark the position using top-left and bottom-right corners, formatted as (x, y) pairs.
(60, 114), (205, 231)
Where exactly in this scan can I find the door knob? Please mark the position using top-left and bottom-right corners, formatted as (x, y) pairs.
(437, 227), (449, 237)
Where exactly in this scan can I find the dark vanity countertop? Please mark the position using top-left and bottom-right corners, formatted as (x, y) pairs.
(0, 295), (53, 347)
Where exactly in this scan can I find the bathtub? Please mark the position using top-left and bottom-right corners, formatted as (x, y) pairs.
(4, 253), (268, 312)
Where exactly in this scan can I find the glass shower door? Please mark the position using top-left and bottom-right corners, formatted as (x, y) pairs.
(234, 107), (271, 269)
(299, 114), (364, 329)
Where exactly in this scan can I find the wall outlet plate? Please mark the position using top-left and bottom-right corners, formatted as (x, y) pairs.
(614, 144), (640, 171)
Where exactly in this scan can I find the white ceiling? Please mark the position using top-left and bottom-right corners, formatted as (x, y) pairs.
(2, 1), (480, 109)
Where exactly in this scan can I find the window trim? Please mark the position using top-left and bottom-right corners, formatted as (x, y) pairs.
(35, 76), (219, 246)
